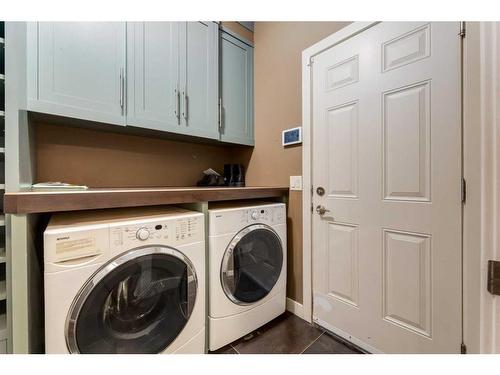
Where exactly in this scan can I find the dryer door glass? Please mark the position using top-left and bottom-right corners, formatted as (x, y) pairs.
(221, 225), (283, 304)
(67, 246), (197, 354)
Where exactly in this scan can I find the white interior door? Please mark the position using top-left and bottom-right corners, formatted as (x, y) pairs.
(311, 22), (462, 353)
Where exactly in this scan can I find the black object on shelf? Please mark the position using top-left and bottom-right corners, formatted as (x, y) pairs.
(224, 164), (245, 187)
(196, 173), (226, 187)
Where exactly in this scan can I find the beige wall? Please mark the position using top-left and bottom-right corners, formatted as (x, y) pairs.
(35, 122), (248, 187)
(246, 22), (351, 303)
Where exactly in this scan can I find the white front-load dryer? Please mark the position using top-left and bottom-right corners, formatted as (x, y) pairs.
(208, 202), (286, 351)
(43, 206), (205, 354)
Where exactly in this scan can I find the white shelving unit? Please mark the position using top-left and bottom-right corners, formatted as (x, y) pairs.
(0, 20), (7, 354)
(0, 313), (6, 341)
(0, 280), (5, 301)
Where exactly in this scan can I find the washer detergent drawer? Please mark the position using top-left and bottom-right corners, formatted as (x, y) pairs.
(44, 226), (109, 274)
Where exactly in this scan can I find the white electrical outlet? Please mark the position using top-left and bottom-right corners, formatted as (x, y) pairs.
(290, 176), (303, 191)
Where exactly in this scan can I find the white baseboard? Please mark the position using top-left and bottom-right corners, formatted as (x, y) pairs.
(286, 298), (304, 319)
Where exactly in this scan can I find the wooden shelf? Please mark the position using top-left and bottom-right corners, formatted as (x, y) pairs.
(0, 215), (4, 226)
(4, 186), (289, 214)
(0, 249), (5, 264)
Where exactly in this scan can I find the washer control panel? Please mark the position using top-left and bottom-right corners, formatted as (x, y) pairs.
(110, 214), (203, 251)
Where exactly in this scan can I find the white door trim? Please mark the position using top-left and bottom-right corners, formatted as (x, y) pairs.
(462, 22), (500, 354)
(302, 21), (494, 353)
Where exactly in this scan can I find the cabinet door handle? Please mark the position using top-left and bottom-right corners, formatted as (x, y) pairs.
(174, 88), (180, 122)
(119, 68), (124, 114)
(182, 88), (188, 121)
(218, 98), (223, 132)
(182, 89), (188, 121)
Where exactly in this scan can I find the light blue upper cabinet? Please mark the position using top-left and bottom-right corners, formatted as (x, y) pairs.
(27, 22), (127, 126)
(126, 22), (181, 133)
(179, 22), (219, 140)
(127, 21), (219, 140)
(219, 31), (254, 146)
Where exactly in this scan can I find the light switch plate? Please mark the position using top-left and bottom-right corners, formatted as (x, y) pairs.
(290, 176), (303, 191)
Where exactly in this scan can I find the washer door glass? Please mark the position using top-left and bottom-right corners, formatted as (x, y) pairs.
(67, 246), (197, 354)
(221, 225), (283, 304)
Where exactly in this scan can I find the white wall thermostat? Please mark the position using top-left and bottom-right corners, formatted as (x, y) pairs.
(282, 127), (302, 147)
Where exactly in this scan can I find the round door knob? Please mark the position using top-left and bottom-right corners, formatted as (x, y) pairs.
(251, 211), (260, 220)
(136, 228), (150, 241)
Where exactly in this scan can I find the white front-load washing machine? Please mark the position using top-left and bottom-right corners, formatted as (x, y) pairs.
(43, 206), (205, 354)
(208, 202), (286, 351)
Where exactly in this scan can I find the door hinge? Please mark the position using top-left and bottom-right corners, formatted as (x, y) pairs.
(460, 342), (467, 354)
(461, 177), (466, 204)
(311, 185), (314, 196)
(487, 260), (500, 295)
(311, 204), (313, 213)
(459, 22), (466, 38)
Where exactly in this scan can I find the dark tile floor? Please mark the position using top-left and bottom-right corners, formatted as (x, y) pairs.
(210, 312), (363, 354)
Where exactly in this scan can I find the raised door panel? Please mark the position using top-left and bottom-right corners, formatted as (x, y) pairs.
(326, 101), (359, 198)
(383, 81), (430, 201)
(382, 229), (431, 338)
(179, 22), (219, 140)
(220, 31), (254, 146)
(126, 22), (181, 133)
(327, 222), (359, 307)
(31, 22), (126, 126)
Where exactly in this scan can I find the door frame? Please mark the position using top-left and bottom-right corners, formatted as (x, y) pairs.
(301, 21), (491, 353)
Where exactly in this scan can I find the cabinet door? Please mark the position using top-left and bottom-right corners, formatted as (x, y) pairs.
(179, 22), (219, 140)
(219, 31), (254, 146)
(127, 22), (182, 133)
(29, 22), (126, 126)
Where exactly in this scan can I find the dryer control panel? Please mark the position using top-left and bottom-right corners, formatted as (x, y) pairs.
(110, 214), (204, 252)
(209, 204), (286, 235)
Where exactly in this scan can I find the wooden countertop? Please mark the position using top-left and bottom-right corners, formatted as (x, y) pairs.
(3, 186), (289, 214)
